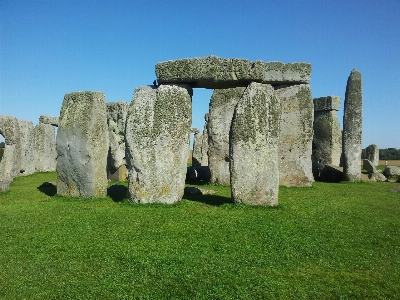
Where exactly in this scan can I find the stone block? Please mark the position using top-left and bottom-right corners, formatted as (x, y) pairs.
(39, 115), (59, 127)
(57, 91), (109, 198)
(365, 144), (379, 167)
(0, 116), (21, 179)
(363, 159), (376, 174)
(34, 123), (56, 172)
(313, 96), (341, 111)
(18, 120), (35, 175)
(383, 166), (400, 177)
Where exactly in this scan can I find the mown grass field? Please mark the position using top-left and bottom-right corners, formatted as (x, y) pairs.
(1, 172), (400, 299)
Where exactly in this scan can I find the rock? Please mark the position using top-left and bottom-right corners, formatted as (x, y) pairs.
(208, 87), (245, 185)
(199, 114), (209, 166)
(155, 56), (311, 89)
(230, 82), (280, 206)
(368, 172), (387, 182)
(319, 165), (343, 183)
(0, 116), (21, 179)
(383, 166), (400, 178)
(192, 131), (203, 168)
(57, 91), (109, 198)
(125, 84), (192, 204)
(18, 120), (35, 176)
(108, 165), (127, 181)
(275, 84), (314, 187)
(363, 159), (376, 174)
(365, 144), (379, 167)
(0, 175), (13, 192)
(34, 123), (56, 172)
(342, 69), (363, 182)
(312, 96), (342, 166)
(39, 115), (59, 127)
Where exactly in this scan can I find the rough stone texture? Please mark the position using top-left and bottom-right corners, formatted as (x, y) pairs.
(18, 120), (36, 175)
(126, 84), (192, 204)
(365, 144), (379, 167)
(34, 123), (57, 172)
(0, 174), (13, 191)
(208, 87), (245, 185)
(368, 172), (387, 182)
(156, 56), (311, 89)
(275, 84), (314, 187)
(363, 159), (376, 174)
(230, 82), (280, 206)
(57, 91), (109, 198)
(106, 101), (129, 180)
(342, 69), (362, 182)
(192, 131), (203, 168)
(199, 114), (209, 166)
(0, 116), (21, 179)
(313, 96), (341, 112)
(39, 115), (59, 127)
(383, 166), (400, 177)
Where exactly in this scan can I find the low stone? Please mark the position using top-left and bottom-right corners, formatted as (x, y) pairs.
(363, 159), (376, 174)
(39, 115), (59, 127)
(34, 123), (56, 172)
(0, 116), (21, 179)
(184, 186), (216, 196)
(313, 96), (341, 111)
(383, 166), (400, 178)
(319, 165), (343, 183)
(368, 172), (387, 182)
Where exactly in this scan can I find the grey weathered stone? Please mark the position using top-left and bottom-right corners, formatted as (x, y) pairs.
(368, 172), (387, 182)
(0, 174), (13, 191)
(156, 56), (311, 89)
(192, 131), (203, 168)
(275, 84), (314, 187)
(18, 120), (36, 175)
(34, 123), (56, 172)
(363, 159), (376, 174)
(342, 69), (362, 182)
(313, 96), (341, 111)
(230, 82), (280, 206)
(199, 114), (209, 167)
(0, 116), (21, 179)
(383, 166), (400, 178)
(208, 87), (245, 185)
(125, 84), (192, 204)
(106, 101), (129, 180)
(39, 115), (59, 127)
(365, 144), (379, 167)
(57, 91), (109, 198)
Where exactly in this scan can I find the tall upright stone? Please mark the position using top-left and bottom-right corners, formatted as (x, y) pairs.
(365, 144), (379, 167)
(18, 120), (36, 175)
(57, 91), (109, 197)
(0, 116), (21, 179)
(200, 113), (209, 166)
(125, 84), (192, 204)
(275, 84), (314, 187)
(192, 128), (202, 168)
(34, 123), (57, 172)
(342, 69), (362, 182)
(208, 87), (245, 185)
(106, 101), (129, 181)
(312, 96), (342, 166)
(230, 82), (280, 206)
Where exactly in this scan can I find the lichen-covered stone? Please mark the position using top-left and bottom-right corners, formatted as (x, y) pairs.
(313, 96), (341, 111)
(18, 120), (35, 175)
(192, 131), (203, 168)
(57, 91), (109, 198)
(126, 84), (192, 204)
(383, 166), (400, 178)
(275, 84), (314, 187)
(208, 87), (245, 185)
(363, 159), (376, 174)
(365, 144), (379, 167)
(39, 115), (59, 127)
(34, 123), (56, 172)
(0, 116), (21, 179)
(368, 172), (387, 182)
(155, 56), (311, 89)
(230, 82), (280, 206)
(342, 69), (362, 182)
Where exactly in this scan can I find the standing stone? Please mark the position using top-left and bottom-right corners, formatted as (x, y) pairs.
(208, 87), (245, 185)
(125, 84), (192, 204)
(312, 96), (342, 166)
(230, 82), (280, 206)
(200, 114), (209, 166)
(57, 91), (109, 198)
(106, 101), (129, 181)
(0, 116), (21, 179)
(34, 123), (57, 172)
(342, 69), (362, 182)
(18, 120), (36, 175)
(192, 130), (203, 168)
(365, 144), (379, 167)
(275, 84), (314, 187)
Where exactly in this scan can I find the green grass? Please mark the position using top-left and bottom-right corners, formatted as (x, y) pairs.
(1, 172), (400, 299)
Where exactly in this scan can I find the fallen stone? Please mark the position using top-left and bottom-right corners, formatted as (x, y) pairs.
(363, 159), (376, 174)
(383, 166), (400, 178)
(368, 172), (387, 182)
(18, 120), (35, 176)
(57, 91), (109, 198)
(230, 82), (280, 206)
(0, 116), (21, 179)
(184, 186), (216, 196)
(39, 115), (59, 127)
(34, 123), (57, 172)
(313, 96), (341, 111)
(155, 56), (311, 89)
(365, 144), (379, 167)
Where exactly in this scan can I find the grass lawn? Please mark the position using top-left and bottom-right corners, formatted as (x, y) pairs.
(1, 172), (400, 299)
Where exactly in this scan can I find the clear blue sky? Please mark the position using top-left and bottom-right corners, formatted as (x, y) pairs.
(1, 0), (399, 148)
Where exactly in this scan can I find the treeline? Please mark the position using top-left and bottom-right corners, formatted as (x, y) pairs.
(362, 148), (400, 160)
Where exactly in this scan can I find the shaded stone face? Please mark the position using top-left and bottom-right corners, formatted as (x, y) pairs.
(342, 69), (362, 182)
(275, 84), (314, 187)
(230, 82), (280, 206)
(18, 120), (35, 176)
(0, 116), (21, 179)
(56, 91), (109, 198)
(207, 87), (245, 185)
(125, 84), (192, 204)
(365, 144), (379, 167)
(39, 115), (59, 127)
(34, 123), (56, 172)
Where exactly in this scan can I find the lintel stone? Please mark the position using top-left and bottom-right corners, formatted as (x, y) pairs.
(313, 96), (341, 111)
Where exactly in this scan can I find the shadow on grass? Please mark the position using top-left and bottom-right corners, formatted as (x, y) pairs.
(107, 185), (128, 202)
(37, 182), (57, 196)
(183, 193), (233, 206)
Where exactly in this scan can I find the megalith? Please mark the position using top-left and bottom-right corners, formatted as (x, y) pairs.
(275, 84), (314, 187)
(125, 84), (192, 204)
(208, 87), (245, 185)
(34, 123), (57, 172)
(18, 120), (36, 175)
(365, 144), (379, 167)
(57, 91), (109, 198)
(0, 116), (21, 179)
(192, 128), (202, 168)
(39, 115), (59, 127)
(106, 101), (129, 181)
(312, 96), (342, 166)
(342, 69), (362, 182)
(230, 82), (280, 206)
(200, 114), (209, 166)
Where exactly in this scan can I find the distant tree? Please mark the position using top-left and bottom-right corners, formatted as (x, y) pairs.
(379, 148), (400, 160)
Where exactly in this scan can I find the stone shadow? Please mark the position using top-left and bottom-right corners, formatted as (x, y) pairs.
(37, 182), (57, 197)
(183, 187), (232, 206)
(107, 184), (128, 202)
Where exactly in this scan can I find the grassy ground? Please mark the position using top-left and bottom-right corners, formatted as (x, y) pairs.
(1, 172), (400, 299)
